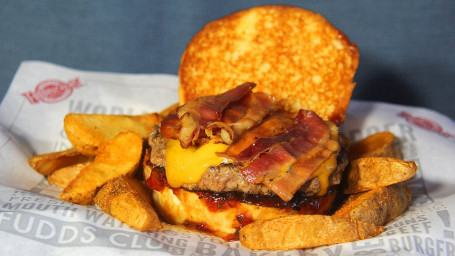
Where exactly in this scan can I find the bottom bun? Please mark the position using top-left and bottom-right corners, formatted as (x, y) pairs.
(144, 160), (337, 241)
(152, 186), (299, 241)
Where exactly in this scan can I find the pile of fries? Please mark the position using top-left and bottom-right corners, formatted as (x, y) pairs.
(28, 110), (417, 250)
(239, 131), (417, 250)
(28, 113), (163, 230)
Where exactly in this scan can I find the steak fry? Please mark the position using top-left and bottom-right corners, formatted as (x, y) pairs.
(334, 183), (411, 226)
(239, 215), (383, 250)
(343, 157), (417, 194)
(348, 131), (401, 160)
(28, 148), (91, 175)
(60, 132), (143, 205)
(64, 113), (160, 156)
(94, 176), (162, 231)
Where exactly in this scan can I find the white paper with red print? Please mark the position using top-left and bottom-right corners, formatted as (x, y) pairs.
(1, 61), (455, 256)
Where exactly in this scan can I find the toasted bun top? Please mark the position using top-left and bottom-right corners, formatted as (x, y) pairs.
(179, 5), (359, 125)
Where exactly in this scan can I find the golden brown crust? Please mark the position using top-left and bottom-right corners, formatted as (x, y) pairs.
(334, 183), (412, 226)
(239, 215), (383, 250)
(151, 182), (297, 240)
(47, 162), (88, 188)
(179, 5), (359, 124)
(64, 113), (160, 156)
(343, 157), (417, 194)
(28, 148), (91, 175)
(60, 132), (143, 205)
(94, 176), (162, 231)
(349, 131), (402, 161)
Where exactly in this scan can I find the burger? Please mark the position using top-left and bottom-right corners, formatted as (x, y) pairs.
(143, 83), (350, 240)
(143, 5), (359, 241)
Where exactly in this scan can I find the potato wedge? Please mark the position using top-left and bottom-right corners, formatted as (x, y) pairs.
(239, 215), (383, 250)
(344, 157), (417, 194)
(47, 162), (89, 188)
(28, 148), (92, 175)
(60, 132), (143, 205)
(349, 131), (401, 160)
(94, 176), (162, 231)
(334, 183), (411, 225)
(64, 113), (160, 156)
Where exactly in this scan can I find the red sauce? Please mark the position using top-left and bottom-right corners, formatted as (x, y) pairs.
(183, 221), (213, 234)
(224, 233), (237, 242)
(232, 212), (255, 241)
(145, 166), (168, 191)
(194, 188), (337, 214)
(236, 213), (254, 226)
(145, 166), (337, 214)
(145, 163), (338, 241)
(195, 191), (240, 211)
(184, 215), (254, 242)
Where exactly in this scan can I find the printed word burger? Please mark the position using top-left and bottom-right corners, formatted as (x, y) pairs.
(143, 5), (359, 241)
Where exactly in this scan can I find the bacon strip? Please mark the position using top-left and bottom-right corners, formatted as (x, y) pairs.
(160, 114), (180, 140)
(162, 83), (255, 148)
(239, 110), (340, 201)
(221, 114), (295, 159)
(160, 84), (341, 202)
(221, 99), (249, 124)
(162, 82), (280, 148)
(229, 92), (276, 137)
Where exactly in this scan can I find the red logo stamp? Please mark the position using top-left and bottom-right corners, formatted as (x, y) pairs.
(22, 78), (84, 104)
(398, 111), (455, 139)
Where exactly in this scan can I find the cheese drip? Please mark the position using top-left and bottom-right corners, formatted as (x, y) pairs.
(165, 139), (230, 188)
(165, 139), (337, 196)
(311, 154), (337, 196)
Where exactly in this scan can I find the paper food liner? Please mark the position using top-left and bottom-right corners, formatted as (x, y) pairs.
(1, 61), (455, 256)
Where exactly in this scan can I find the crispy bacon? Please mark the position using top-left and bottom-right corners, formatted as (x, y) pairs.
(229, 92), (276, 137)
(161, 82), (255, 148)
(160, 114), (180, 140)
(221, 99), (250, 124)
(239, 110), (340, 201)
(159, 84), (341, 202)
(221, 114), (295, 159)
(162, 82), (280, 148)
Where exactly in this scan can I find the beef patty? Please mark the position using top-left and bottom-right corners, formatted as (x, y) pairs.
(148, 125), (346, 196)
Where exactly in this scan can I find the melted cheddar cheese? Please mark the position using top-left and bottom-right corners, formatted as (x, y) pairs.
(165, 139), (230, 188)
(311, 154), (337, 196)
(165, 138), (337, 197)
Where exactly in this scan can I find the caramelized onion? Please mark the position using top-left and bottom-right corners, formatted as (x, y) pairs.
(205, 122), (234, 144)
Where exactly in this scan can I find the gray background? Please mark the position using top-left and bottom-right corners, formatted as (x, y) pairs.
(1, 1), (454, 120)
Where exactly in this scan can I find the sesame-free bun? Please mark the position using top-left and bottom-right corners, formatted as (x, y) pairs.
(143, 150), (337, 241)
(142, 155), (298, 241)
(179, 5), (359, 124)
(152, 186), (297, 240)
